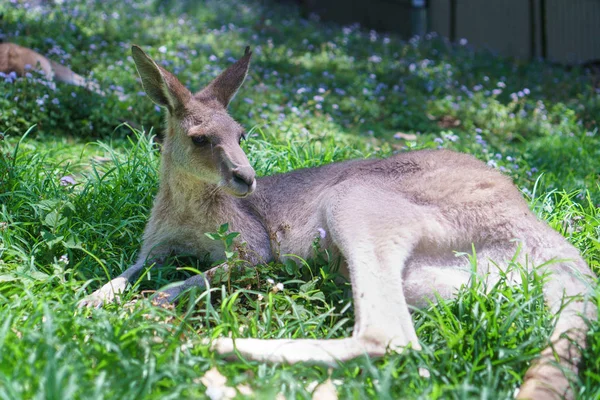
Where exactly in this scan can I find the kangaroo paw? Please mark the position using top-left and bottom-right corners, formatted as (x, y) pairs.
(78, 277), (129, 308)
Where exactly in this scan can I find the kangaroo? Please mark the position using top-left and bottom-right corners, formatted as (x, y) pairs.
(0, 42), (102, 93)
(80, 45), (597, 400)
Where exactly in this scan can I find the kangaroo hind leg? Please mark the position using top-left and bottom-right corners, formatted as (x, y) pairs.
(517, 255), (597, 400)
(213, 198), (423, 364)
(212, 242), (419, 364)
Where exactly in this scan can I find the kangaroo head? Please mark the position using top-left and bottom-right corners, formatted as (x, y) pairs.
(131, 45), (256, 197)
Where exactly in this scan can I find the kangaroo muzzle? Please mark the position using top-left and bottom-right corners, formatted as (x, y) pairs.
(219, 146), (256, 197)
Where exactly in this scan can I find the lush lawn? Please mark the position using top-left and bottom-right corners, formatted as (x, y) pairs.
(1, 0), (599, 398)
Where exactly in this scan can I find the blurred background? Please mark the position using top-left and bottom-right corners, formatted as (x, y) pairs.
(292, 0), (600, 64)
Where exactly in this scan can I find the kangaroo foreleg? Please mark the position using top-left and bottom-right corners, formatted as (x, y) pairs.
(78, 256), (164, 308)
(152, 262), (234, 305)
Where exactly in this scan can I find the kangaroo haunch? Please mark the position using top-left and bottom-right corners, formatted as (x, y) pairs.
(0, 42), (102, 94)
(80, 45), (597, 400)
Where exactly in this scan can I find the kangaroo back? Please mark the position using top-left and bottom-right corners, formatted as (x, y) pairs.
(0, 42), (53, 78)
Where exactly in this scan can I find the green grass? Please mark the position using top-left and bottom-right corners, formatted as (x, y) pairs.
(1, 0), (599, 398)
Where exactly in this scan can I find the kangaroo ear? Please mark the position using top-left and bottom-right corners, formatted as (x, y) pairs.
(196, 46), (252, 108)
(131, 45), (191, 113)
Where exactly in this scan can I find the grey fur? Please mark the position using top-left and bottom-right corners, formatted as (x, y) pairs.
(80, 45), (597, 400)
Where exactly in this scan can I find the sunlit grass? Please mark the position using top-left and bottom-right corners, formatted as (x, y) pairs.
(1, 0), (599, 398)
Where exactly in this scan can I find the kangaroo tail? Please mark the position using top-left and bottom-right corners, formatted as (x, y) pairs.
(49, 60), (85, 86)
(49, 59), (104, 96)
(517, 257), (597, 400)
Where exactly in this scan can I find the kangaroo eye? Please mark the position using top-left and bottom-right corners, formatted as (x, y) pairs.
(191, 136), (209, 146)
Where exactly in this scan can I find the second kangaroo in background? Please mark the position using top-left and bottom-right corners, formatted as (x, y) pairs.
(0, 42), (101, 93)
(81, 45), (596, 400)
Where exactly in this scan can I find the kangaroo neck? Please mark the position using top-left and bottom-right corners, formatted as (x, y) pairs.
(157, 153), (273, 263)
(159, 157), (228, 219)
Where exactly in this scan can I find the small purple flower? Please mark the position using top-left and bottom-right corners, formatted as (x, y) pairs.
(4, 71), (15, 83)
(313, 95), (324, 102)
(443, 133), (459, 142)
(60, 175), (76, 186)
(317, 228), (327, 239)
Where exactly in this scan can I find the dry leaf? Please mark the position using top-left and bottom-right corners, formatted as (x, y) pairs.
(311, 378), (338, 400)
(394, 132), (418, 141)
(236, 384), (254, 396)
(437, 115), (461, 128)
(200, 367), (236, 400)
(91, 156), (112, 164)
(306, 381), (319, 392)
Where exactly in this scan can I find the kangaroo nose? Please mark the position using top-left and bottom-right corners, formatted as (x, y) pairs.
(232, 166), (255, 187)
